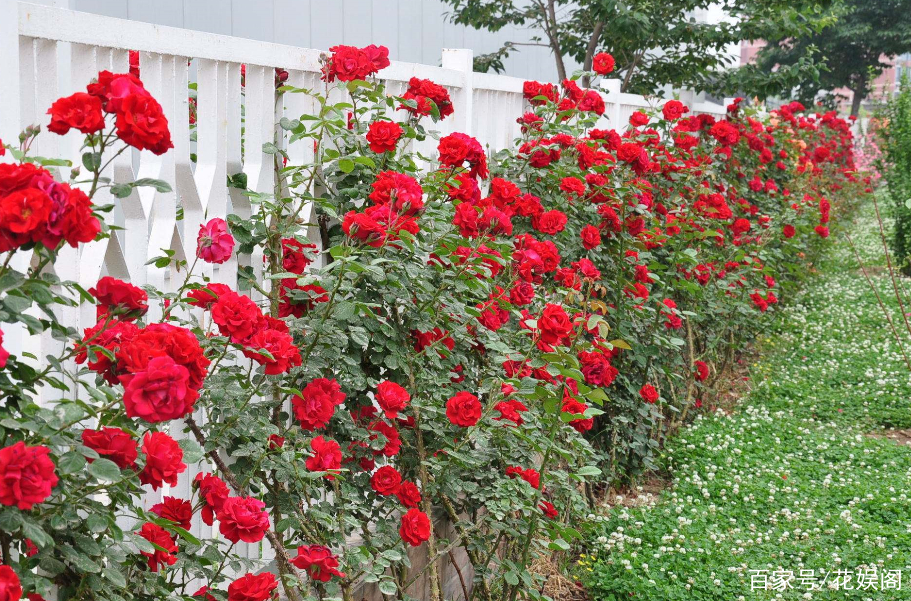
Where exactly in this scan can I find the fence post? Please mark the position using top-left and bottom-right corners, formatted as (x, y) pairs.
(600, 78), (622, 130)
(442, 48), (473, 135)
(0, 0), (20, 156)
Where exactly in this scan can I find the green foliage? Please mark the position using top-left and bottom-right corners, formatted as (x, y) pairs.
(878, 77), (911, 273)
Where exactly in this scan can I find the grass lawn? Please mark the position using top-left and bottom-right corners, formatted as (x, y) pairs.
(581, 201), (911, 600)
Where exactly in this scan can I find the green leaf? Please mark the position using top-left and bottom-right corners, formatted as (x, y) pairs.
(379, 581), (398, 595)
(132, 178), (173, 193)
(339, 158), (355, 173)
(87, 458), (122, 482)
(577, 465), (602, 477)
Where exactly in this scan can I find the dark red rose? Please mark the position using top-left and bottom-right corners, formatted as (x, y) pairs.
(592, 52), (615, 75)
(395, 481), (422, 508)
(0, 442), (58, 510)
(242, 328), (301, 375)
(783, 224), (796, 238)
(228, 572), (278, 601)
(538, 304), (572, 346)
(47, 92), (105, 135)
(581, 224), (602, 249)
(366, 120), (403, 153)
(211, 291), (265, 344)
(342, 210), (386, 247)
(539, 500), (559, 519)
(281, 238), (315, 274)
(532, 210), (568, 235)
(114, 92), (173, 155)
(399, 77), (454, 119)
(694, 360), (709, 382)
(446, 392), (482, 427)
(187, 282), (232, 308)
(0, 188), (52, 250)
(89, 276), (148, 320)
(305, 436), (342, 479)
(217, 496), (270, 544)
(662, 99), (688, 121)
(121, 355), (197, 423)
(138, 432), (186, 491)
(193, 473), (229, 526)
(293, 378), (345, 430)
(324, 45), (385, 82)
(292, 545), (346, 582)
(399, 508), (431, 547)
(639, 384), (659, 403)
(150, 496), (193, 530)
(0, 565), (22, 601)
(375, 380), (410, 419)
(81, 427), (138, 469)
(370, 465), (402, 496)
(506, 466), (540, 489)
(75, 319), (139, 384)
(438, 133), (488, 179)
(117, 323), (209, 391)
(137, 522), (177, 572)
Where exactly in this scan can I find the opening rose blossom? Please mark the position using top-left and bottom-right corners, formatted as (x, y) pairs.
(197, 217), (235, 264)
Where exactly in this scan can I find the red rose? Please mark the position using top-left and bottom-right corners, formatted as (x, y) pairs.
(193, 587), (218, 601)
(366, 121), (403, 153)
(342, 210), (386, 247)
(630, 111), (649, 127)
(242, 328), (301, 375)
(815, 225), (829, 238)
(292, 545), (346, 582)
(581, 224), (602, 249)
(121, 355), (197, 423)
(509, 281), (535, 306)
(0, 188), (52, 249)
(694, 360), (709, 382)
(87, 71), (150, 112)
(114, 92), (173, 155)
(506, 466), (541, 489)
(438, 133), (488, 179)
(783, 224), (796, 238)
(532, 210), (568, 235)
(196, 217), (235, 264)
(0, 565), (22, 601)
(137, 523), (177, 572)
(376, 381), (410, 419)
(400, 77), (454, 119)
(446, 392), (482, 427)
(194, 473), (229, 526)
(562, 397), (593, 433)
(493, 399), (528, 425)
(395, 481), (422, 508)
(0, 442), (58, 510)
(47, 92), (105, 135)
(370, 465), (402, 496)
(89, 276), (148, 320)
(81, 427), (138, 469)
(592, 52), (615, 75)
(138, 432), (186, 491)
(399, 508), (431, 547)
(75, 319), (139, 384)
(368, 421), (402, 457)
(217, 496), (270, 543)
(211, 291), (265, 344)
(56, 186), (100, 247)
(305, 435), (342, 479)
(639, 384), (659, 404)
(324, 45), (384, 82)
(732, 218), (751, 236)
(282, 238), (315, 274)
(539, 500), (559, 519)
(0, 328), (7, 369)
(538, 304), (572, 346)
(293, 378), (345, 430)
(150, 496), (193, 530)
(117, 323), (210, 390)
(662, 99), (688, 121)
(227, 572), (278, 601)
(187, 282), (232, 308)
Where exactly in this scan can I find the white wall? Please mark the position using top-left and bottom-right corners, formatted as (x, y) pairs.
(67, 0), (577, 82)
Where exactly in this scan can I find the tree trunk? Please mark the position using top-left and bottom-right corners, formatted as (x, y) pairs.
(542, 0), (567, 81)
(851, 80), (866, 117)
(581, 21), (605, 88)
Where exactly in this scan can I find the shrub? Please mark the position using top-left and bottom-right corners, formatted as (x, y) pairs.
(0, 44), (863, 601)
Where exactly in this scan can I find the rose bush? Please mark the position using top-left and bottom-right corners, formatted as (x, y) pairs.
(0, 43), (865, 601)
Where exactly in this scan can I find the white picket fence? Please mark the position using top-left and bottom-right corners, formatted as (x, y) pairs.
(0, 0), (729, 579)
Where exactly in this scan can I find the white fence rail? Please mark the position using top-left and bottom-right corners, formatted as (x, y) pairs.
(0, 0), (729, 578)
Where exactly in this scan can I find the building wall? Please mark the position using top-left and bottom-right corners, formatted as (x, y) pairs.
(67, 0), (576, 82)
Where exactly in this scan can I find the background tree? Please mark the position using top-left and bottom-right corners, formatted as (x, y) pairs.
(441, 0), (832, 94)
(745, 0), (911, 115)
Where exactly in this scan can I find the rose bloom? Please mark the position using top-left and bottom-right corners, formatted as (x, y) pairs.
(292, 545), (346, 582)
(399, 508), (431, 547)
(532, 210), (568, 235)
(371, 465), (402, 496)
(694, 360), (709, 382)
(0, 565), (22, 601)
(197, 217), (235, 264)
(366, 120), (403, 153)
(121, 355), (197, 423)
(539, 500), (559, 519)
(0, 442), (59, 510)
(376, 380), (410, 419)
(47, 92), (105, 135)
(217, 496), (270, 543)
(783, 224), (796, 238)
(305, 435), (342, 479)
(81, 427), (138, 469)
(581, 224), (602, 249)
(538, 304), (572, 346)
(592, 52), (615, 75)
(89, 276), (149, 320)
(211, 291), (265, 344)
(150, 496), (193, 530)
(293, 378), (346, 430)
(396, 481), (422, 508)
(138, 431), (186, 491)
(194, 472), (229, 526)
(662, 99), (688, 121)
(137, 523), (178, 572)
(640, 384), (659, 403)
(242, 327), (302, 375)
(114, 92), (174, 155)
(227, 572), (278, 601)
(446, 392), (482, 427)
